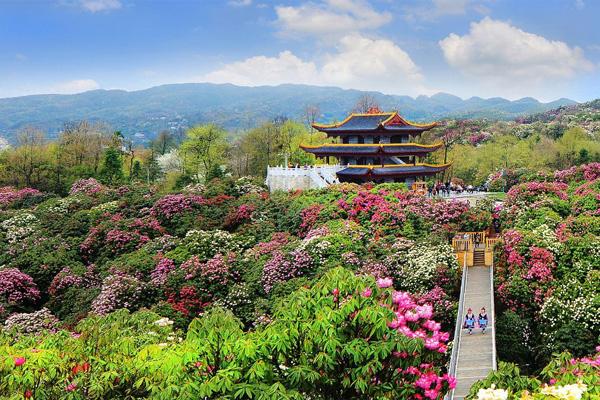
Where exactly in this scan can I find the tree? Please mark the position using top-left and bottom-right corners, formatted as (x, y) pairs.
(152, 130), (175, 155)
(8, 127), (48, 187)
(353, 94), (380, 113)
(99, 147), (124, 185)
(130, 160), (142, 181)
(304, 104), (320, 145)
(180, 124), (229, 182)
(441, 128), (462, 164)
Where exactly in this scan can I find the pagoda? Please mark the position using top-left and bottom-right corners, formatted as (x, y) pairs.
(300, 109), (450, 185)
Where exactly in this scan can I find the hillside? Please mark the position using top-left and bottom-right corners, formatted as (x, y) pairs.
(0, 83), (576, 144)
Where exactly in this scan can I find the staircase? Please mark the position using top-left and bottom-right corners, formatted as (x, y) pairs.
(447, 261), (496, 399)
(473, 248), (485, 267)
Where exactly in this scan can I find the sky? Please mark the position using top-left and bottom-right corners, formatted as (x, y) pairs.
(0, 0), (599, 102)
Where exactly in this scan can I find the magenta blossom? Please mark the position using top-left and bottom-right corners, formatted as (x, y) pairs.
(376, 277), (393, 288)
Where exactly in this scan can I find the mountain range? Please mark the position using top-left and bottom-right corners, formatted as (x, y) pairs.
(0, 83), (577, 144)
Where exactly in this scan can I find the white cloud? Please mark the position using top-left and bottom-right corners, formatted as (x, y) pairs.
(52, 79), (100, 94)
(200, 34), (428, 96)
(79, 0), (122, 13)
(202, 51), (319, 87)
(228, 0), (252, 6)
(275, 0), (391, 39)
(439, 17), (594, 88)
(320, 34), (426, 94)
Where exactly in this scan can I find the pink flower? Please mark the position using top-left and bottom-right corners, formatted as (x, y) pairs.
(14, 357), (26, 367)
(376, 277), (393, 288)
(332, 288), (340, 296)
(549, 378), (557, 385)
(404, 310), (419, 322)
(66, 383), (77, 392)
(416, 304), (433, 320)
(388, 320), (401, 329)
(446, 375), (457, 389)
(361, 287), (372, 298)
(424, 338), (440, 350)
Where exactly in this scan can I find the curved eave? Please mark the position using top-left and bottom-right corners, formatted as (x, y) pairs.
(300, 142), (443, 157)
(317, 127), (430, 135)
(312, 111), (438, 133)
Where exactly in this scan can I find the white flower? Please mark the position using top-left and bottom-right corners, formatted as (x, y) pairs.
(540, 382), (587, 400)
(476, 385), (508, 400)
(154, 317), (174, 327)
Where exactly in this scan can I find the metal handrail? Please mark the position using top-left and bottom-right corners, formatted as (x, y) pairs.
(447, 255), (468, 399)
(490, 258), (497, 371)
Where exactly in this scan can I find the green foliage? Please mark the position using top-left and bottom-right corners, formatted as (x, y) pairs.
(99, 148), (124, 185)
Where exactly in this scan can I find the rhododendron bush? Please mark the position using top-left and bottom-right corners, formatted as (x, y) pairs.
(0, 177), (475, 398)
(492, 165), (600, 370)
(467, 350), (600, 399)
(0, 269), (457, 399)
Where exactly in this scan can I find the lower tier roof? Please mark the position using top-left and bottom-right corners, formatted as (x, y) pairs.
(337, 163), (450, 179)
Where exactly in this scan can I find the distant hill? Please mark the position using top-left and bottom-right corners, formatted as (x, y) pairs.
(0, 83), (577, 144)
(519, 98), (600, 136)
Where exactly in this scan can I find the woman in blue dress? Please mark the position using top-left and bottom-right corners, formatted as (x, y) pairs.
(464, 308), (476, 335)
(478, 307), (488, 334)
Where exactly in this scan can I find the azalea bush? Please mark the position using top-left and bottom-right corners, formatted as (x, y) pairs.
(494, 164), (600, 369)
(0, 268), (456, 399)
(467, 348), (600, 399)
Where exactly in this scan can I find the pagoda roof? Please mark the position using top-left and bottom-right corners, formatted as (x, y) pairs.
(300, 142), (443, 157)
(312, 112), (437, 134)
(336, 163), (450, 179)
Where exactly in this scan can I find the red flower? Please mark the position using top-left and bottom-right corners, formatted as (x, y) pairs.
(14, 357), (26, 367)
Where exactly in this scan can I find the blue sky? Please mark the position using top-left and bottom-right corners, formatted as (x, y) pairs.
(1, 0), (599, 102)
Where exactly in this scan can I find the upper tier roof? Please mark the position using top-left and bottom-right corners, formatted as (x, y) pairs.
(312, 112), (437, 134)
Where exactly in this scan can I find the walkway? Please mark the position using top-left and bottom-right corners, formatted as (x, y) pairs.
(448, 251), (496, 399)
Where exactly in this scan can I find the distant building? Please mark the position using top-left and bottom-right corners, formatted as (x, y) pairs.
(265, 108), (450, 192)
(302, 108), (450, 186)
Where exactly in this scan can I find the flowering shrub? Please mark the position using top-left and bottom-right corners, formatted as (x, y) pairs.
(0, 212), (38, 245)
(0, 268), (40, 311)
(3, 308), (59, 334)
(91, 271), (148, 315)
(261, 248), (312, 293)
(468, 350), (600, 399)
(386, 240), (458, 293)
(0, 187), (42, 209)
(69, 178), (104, 196)
(150, 257), (176, 286)
(181, 229), (246, 260)
(151, 194), (205, 219)
(495, 165), (600, 369)
(48, 267), (83, 296)
(232, 176), (265, 196)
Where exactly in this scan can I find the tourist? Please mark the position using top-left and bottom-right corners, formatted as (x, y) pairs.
(478, 307), (489, 334)
(464, 308), (476, 335)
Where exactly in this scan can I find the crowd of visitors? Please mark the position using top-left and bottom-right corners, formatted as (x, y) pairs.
(428, 181), (487, 197)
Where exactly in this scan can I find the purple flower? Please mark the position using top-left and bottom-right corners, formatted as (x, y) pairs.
(0, 268), (40, 306)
